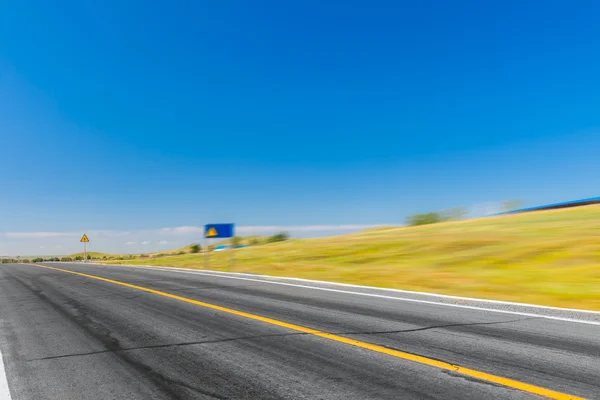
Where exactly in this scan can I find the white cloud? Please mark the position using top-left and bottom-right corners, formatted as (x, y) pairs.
(0, 224), (386, 256)
(236, 225), (380, 233)
(3, 224), (382, 240)
(158, 226), (203, 235)
(91, 230), (131, 237)
(6, 232), (78, 239)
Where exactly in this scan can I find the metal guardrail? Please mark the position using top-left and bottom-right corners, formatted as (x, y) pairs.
(497, 196), (600, 215)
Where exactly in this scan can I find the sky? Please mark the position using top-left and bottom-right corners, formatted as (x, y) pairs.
(1, 0), (599, 255)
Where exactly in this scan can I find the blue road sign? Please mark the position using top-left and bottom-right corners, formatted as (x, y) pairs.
(204, 223), (235, 239)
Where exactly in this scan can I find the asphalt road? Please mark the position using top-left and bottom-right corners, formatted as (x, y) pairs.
(0, 262), (598, 399)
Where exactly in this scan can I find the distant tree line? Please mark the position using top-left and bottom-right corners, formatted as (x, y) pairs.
(1, 255), (98, 263)
(0, 232), (294, 264)
(1, 259), (22, 264)
(1, 258), (32, 263)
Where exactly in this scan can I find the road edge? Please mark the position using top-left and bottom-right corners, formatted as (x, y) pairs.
(0, 346), (11, 400)
(87, 262), (600, 316)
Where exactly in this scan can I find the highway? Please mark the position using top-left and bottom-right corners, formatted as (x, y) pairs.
(0, 262), (598, 399)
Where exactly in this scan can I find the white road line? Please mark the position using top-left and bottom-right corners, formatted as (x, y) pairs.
(154, 267), (600, 314)
(88, 263), (600, 326)
(99, 263), (600, 314)
(0, 347), (11, 400)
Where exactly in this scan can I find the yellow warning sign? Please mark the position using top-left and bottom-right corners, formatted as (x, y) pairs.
(80, 234), (90, 243)
(206, 227), (218, 237)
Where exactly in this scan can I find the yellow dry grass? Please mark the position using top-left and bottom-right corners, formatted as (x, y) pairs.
(106, 205), (600, 310)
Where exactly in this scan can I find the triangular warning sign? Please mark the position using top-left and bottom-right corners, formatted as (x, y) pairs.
(206, 227), (218, 237)
(80, 234), (90, 243)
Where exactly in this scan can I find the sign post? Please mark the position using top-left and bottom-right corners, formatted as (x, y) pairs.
(204, 237), (208, 270)
(80, 234), (90, 263)
(230, 236), (235, 270)
(204, 224), (235, 270)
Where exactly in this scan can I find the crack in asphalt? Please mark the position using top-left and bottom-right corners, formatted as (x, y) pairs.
(27, 332), (308, 361)
(333, 317), (539, 336)
(27, 318), (534, 362)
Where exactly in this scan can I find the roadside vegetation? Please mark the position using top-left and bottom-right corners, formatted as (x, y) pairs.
(102, 206), (600, 310)
(1, 258), (30, 264)
(11, 233), (290, 263)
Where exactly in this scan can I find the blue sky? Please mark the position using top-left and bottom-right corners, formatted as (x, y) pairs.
(1, 0), (599, 255)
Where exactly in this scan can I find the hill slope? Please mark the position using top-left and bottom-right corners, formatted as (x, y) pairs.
(107, 205), (600, 310)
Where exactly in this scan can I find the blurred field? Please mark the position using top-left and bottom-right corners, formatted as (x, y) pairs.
(107, 205), (600, 310)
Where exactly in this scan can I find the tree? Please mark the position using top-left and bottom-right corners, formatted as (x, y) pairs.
(189, 244), (201, 254)
(501, 199), (524, 212)
(441, 207), (467, 221)
(266, 232), (289, 243)
(405, 212), (445, 226)
(231, 236), (242, 247)
(249, 237), (260, 246)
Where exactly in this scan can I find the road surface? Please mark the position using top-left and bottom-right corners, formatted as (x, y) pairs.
(0, 262), (598, 399)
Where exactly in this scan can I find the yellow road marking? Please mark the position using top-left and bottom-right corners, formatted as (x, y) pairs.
(28, 264), (583, 400)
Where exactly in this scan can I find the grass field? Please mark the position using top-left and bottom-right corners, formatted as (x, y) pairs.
(106, 205), (600, 310)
